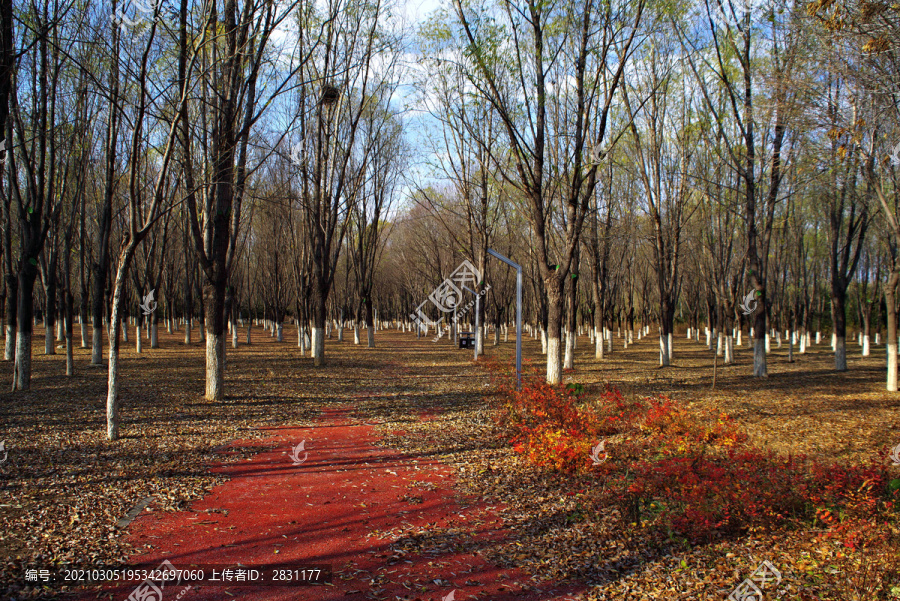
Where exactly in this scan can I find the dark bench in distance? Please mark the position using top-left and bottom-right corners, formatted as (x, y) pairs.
(459, 332), (474, 349)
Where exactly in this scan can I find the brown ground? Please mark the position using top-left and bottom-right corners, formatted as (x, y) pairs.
(0, 322), (897, 600)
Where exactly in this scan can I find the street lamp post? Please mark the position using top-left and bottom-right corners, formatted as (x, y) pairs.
(487, 249), (522, 390)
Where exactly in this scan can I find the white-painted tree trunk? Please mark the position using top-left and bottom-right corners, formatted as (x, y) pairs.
(659, 334), (670, 366)
(276, 322), (283, 342)
(123, 322), (128, 342)
(65, 322), (73, 376)
(725, 335), (734, 364)
(800, 334), (806, 353)
(816, 331), (822, 344)
(765, 333), (770, 353)
(546, 335), (561, 384)
(222, 327), (227, 372)
(312, 327), (324, 366)
(753, 339), (767, 377)
(45, 322), (55, 355)
(564, 330), (574, 369)
(14, 332), (31, 390)
(876, 333), (881, 345)
(353, 322), (360, 344)
(5, 324), (14, 361)
(705, 330), (711, 348)
(185, 319), (191, 344)
(776, 332), (782, 348)
(107, 330), (122, 440)
(835, 336), (847, 371)
(737, 330), (742, 346)
(541, 328), (547, 354)
(231, 319), (237, 348)
(863, 335), (870, 356)
(206, 333), (224, 400)
(888, 341), (898, 392)
(135, 325), (142, 353)
(367, 324), (375, 348)
(716, 332), (724, 356)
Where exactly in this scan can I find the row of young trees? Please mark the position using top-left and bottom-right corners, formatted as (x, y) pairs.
(0, 0), (408, 439)
(381, 0), (900, 389)
(2, 0), (900, 445)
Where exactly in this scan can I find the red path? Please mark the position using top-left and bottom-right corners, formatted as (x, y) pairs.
(79, 403), (585, 601)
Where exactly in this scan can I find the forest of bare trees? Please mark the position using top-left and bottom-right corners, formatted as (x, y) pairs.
(1, 0), (899, 442)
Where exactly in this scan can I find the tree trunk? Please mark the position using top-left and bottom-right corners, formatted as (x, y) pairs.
(885, 270), (899, 391)
(833, 288), (848, 372)
(151, 311), (159, 348)
(5, 273), (15, 361)
(106, 247), (138, 441)
(44, 269), (56, 355)
(13, 265), (38, 390)
(366, 298), (375, 348)
(65, 289), (73, 376)
(311, 288), (326, 366)
(545, 278), (562, 384)
(203, 281), (226, 401)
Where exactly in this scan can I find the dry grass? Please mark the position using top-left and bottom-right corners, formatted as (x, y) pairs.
(0, 323), (898, 600)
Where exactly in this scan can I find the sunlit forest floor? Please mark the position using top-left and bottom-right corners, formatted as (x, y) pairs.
(0, 324), (897, 600)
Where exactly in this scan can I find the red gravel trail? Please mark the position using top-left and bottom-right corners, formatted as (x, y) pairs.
(74, 369), (585, 601)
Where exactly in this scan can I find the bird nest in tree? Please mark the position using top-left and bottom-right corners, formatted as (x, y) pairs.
(321, 84), (340, 105)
